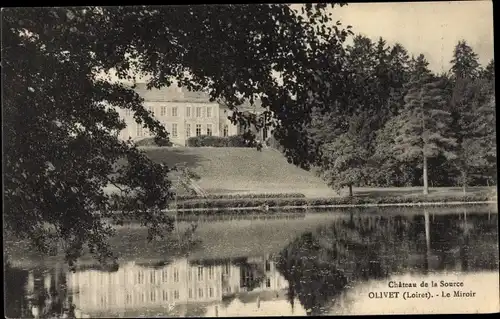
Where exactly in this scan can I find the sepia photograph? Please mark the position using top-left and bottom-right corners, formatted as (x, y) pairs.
(2, 1), (498, 317)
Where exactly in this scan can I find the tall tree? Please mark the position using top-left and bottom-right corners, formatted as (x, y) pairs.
(449, 41), (495, 191)
(386, 43), (411, 116)
(3, 4), (349, 266)
(480, 59), (495, 82)
(450, 40), (481, 80)
(449, 77), (496, 191)
(394, 56), (457, 195)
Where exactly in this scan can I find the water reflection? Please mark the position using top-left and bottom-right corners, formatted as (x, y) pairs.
(277, 210), (499, 316)
(5, 208), (499, 317)
(6, 254), (303, 318)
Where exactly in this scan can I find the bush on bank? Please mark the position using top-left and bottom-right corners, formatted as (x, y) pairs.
(176, 193), (306, 201)
(135, 137), (173, 147)
(175, 193), (494, 210)
(186, 135), (249, 147)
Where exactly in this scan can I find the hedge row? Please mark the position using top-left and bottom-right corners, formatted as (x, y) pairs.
(175, 193), (494, 210)
(176, 193), (306, 201)
(186, 135), (249, 147)
(135, 137), (172, 147)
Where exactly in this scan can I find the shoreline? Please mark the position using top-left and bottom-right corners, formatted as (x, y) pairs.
(164, 200), (497, 213)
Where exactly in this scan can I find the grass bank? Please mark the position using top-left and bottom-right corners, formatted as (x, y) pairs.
(173, 191), (496, 211)
(141, 147), (335, 197)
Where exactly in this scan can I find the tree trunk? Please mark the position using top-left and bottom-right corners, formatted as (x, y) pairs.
(348, 184), (353, 197)
(423, 155), (429, 195)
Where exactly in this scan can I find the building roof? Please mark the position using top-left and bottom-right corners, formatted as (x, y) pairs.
(132, 83), (212, 103)
(132, 83), (266, 113)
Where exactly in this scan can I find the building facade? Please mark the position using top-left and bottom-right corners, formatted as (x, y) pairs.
(117, 84), (271, 146)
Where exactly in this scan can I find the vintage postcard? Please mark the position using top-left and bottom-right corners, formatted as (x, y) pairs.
(3, 2), (498, 318)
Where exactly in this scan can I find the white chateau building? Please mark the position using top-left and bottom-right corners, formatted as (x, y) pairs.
(116, 83), (271, 146)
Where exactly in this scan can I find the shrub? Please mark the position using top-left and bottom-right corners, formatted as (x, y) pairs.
(186, 135), (249, 147)
(135, 137), (172, 147)
(176, 193), (306, 201)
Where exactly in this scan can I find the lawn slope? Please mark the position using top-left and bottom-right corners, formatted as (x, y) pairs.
(142, 147), (336, 198)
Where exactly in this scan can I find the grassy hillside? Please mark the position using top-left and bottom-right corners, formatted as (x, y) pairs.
(142, 147), (336, 197)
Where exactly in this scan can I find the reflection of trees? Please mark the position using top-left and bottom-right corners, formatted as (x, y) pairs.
(277, 211), (499, 316)
(5, 264), (77, 319)
(5, 262), (27, 318)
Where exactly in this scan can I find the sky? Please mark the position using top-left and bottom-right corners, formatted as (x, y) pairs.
(331, 1), (494, 73)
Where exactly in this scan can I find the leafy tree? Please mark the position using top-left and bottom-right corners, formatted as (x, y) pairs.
(394, 56), (457, 194)
(370, 116), (420, 187)
(317, 113), (372, 196)
(2, 4), (349, 266)
(367, 42), (415, 187)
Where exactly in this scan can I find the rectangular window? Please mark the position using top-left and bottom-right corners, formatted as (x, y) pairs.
(209, 287), (214, 298)
(186, 107), (191, 117)
(172, 123), (178, 138)
(136, 271), (144, 284)
(265, 261), (271, 272)
(196, 107), (202, 118)
(196, 124), (202, 137)
(172, 106), (178, 117)
(223, 263), (230, 276)
(100, 295), (107, 306)
(160, 106), (167, 116)
(162, 269), (168, 283)
(223, 125), (229, 137)
(150, 290), (156, 302)
(173, 268), (179, 282)
(162, 290), (168, 301)
(197, 267), (204, 281)
(174, 290), (179, 300)
(137, 124), (143, 137)
(189, 288), (193, 299)
(206, 124), (213, 136)
(208, 266), (214, 280)
(198, 288), (204, 298)
(262, 127), (268, 140)
(150, 272), (156, 284)
(206, 107), (212, 118)
(186, 124), (191, 138)
(126, 292), (132, 304)
(266, 278), (271, 288)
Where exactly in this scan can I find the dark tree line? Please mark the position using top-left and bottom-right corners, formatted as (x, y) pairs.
(308, 38), (496, 195)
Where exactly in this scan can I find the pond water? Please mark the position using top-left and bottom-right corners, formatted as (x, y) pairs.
(4, 205), (499, 317)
